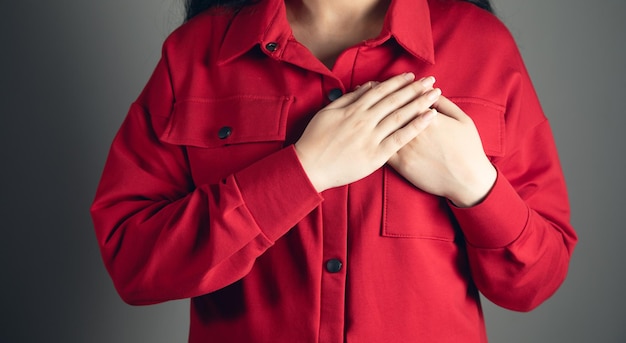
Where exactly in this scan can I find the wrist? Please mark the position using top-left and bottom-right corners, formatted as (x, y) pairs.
(448, 163), (497, 208)
(294, 143), (326, 193)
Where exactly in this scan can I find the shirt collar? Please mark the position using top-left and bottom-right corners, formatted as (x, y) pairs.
(381, 0), (435, 63)
(217, 0), (435, 65)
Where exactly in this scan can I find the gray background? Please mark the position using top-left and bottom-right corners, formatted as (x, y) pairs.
(1, 0), (624, 342)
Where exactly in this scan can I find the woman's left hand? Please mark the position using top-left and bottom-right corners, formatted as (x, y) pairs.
(387, 95), (497, 207)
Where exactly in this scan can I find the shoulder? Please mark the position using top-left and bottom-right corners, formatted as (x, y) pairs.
(430, 1), (517, 49)
(429, 0), (522, 66)
(161, 9), (237, 59)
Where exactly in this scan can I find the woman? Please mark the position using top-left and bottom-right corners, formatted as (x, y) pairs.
(91, 0), (577, 341)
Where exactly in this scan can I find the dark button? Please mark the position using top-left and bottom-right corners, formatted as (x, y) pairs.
(325, 259), (343, 273)
(327, 88), (343, 101)
(265, 42), (278, 52)
(218, 126), (232, 139)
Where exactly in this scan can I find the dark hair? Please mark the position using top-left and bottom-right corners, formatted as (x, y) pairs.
(463, 0), (493, 13)
(185, 0), (493, 21)
(184, 0), (254, 20)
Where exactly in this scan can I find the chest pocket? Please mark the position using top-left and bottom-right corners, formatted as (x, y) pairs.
(160, 95), (293, 185)
(382, 98), (505, 240)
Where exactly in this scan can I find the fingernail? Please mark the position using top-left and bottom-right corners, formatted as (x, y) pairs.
(357, 82), (375, 90)
(427, 88), (441, 100)
(404, 72), (415, 81)
(420, 76), (436, 87)
(423, 108), (437, 120)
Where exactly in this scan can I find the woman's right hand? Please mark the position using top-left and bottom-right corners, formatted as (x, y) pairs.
(294, 73), (440, 192)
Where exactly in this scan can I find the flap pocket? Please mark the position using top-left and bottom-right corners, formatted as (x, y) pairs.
(381, 97), (505, 240)
(382, 167), (457, 240)
(161, 95), (293, 147)
(451, 97), (505, 157)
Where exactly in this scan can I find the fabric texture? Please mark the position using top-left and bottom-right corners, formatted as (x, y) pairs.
(91, 0), (577, 341)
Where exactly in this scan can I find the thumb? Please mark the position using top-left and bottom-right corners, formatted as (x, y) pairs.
(432, 95), (468, 121)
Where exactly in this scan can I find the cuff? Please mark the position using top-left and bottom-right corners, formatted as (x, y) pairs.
(234, 145), (323, 242)
(450, 169), (530, 248)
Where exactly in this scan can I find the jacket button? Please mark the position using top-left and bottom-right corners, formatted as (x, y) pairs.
(327, 88), (343, 101)
(218, 126), (232, 139)
(265, 42), (278, 52)
(325, 259), (343, 273)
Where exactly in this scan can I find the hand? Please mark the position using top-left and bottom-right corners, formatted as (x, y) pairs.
(387, 95), (497, 207)
(295, 73), (440, 192)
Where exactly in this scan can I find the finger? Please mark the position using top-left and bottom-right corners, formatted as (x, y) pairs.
(432, 95), (468, 121)
(379, 108), (437, 156)
(323, 82), (375, 109)
(374, 87), (441, 139)
(368, 77), (437, 122)
(349, 73), (418, 110)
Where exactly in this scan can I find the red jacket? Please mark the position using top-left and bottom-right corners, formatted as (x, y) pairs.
(91, 0), (577, 341)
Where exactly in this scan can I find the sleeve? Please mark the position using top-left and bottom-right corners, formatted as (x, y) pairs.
(90, 49), (322, 305)
(450, 43), (578, 312)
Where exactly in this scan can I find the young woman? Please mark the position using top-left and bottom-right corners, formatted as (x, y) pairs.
(91, 0), (577, 341)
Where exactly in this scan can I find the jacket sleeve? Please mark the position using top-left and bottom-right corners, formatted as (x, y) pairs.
(450, 54), (577, 312)
(90, 52), (322, 305)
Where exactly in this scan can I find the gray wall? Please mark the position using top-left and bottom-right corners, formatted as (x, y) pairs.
(1, 0), (624, 342)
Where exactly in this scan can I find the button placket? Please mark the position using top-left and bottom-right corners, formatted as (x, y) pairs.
(318, 187), (349, 342)
(322, 75), (345, 104)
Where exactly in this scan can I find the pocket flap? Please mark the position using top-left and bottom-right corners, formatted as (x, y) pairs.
(451, 97), (505, 157)
(161, 95), (293, 148)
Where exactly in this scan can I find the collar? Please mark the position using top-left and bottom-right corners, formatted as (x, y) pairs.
(381, 0), (435, 63)
(217, 0), (435, 65)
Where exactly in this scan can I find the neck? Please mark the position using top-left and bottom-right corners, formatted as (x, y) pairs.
(284, 0), (390, 69)
(285, 0), (389, 29)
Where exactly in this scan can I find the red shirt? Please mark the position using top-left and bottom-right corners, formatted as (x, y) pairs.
(91, 0), (577, 341)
